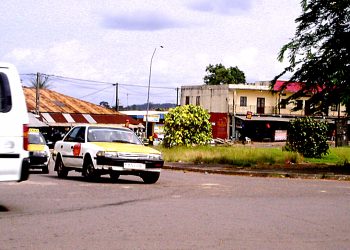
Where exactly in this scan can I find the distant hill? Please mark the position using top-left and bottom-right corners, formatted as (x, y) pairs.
(119, 103), (177, 111)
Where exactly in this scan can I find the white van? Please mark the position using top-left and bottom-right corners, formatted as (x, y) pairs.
(0, 62), (30, 182)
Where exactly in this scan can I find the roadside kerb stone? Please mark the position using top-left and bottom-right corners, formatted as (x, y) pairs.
(163, 162), (350, 181)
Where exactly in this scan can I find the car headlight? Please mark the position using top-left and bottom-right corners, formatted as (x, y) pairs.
(32, 151), (48, 157)
(148, 153), (162, 160)
(97, 151), (119, 158)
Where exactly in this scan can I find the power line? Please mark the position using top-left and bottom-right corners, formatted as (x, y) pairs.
(21, 72), (188, 90)
(48, 74), (177, 90)
(79, 85), (114, 99)
(21, 72), (180, 101)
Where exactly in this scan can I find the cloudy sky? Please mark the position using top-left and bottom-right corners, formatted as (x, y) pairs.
(1, 0), (301, 107)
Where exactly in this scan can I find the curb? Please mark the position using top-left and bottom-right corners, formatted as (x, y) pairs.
(163, 164), (350, 181)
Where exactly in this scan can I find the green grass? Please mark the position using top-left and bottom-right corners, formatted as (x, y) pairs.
(157, 145), (350, 167)
(304, 147), (350, 165)
(158, 145), (302, 167)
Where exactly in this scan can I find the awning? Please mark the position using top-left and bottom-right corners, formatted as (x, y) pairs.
(28, 112), (49, 127)
(39, 112), (139, 127)
(235, 115), (291, 122)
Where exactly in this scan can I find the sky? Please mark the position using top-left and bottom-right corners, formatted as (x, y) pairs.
(1, 0), (301, 107)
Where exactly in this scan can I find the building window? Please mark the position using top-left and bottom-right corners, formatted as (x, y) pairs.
(240, 96), (247, 107)
(196, 96), (200, 106)
(280, 99), (287, 109)
(185, 96), (190, 105)
(296, 100), (303, 110)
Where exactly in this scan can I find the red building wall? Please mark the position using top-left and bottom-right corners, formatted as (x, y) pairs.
(210, 113), (228, 139)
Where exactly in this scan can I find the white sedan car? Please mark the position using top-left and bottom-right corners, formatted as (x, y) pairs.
(51, 125), (164, 184)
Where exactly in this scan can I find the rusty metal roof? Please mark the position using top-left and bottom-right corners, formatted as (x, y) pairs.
(23, 87), (140, 126)
(23, 87), (118, 114)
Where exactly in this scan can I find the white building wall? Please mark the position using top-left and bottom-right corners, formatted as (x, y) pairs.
(181, 85), (229, 113)
(181, 82), (347, 117)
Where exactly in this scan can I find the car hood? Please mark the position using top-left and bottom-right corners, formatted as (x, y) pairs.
(91, 142), (162, 155)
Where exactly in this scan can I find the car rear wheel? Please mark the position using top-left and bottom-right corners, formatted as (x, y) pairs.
(141, 172), (160, 184)
(56, 157), (68, 178)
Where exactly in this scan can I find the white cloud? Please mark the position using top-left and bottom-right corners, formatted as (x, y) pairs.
(0, 0), (301, 105)
(4, 48), (32, 61)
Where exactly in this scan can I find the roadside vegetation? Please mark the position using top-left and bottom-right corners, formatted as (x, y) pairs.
(158, 145), (350, 167)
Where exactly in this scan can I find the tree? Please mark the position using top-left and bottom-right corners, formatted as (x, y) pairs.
(285, 117), (329, 158)
(163, 105), (212, 148)
(272, 0), (350, 115)
(30, 73), (52, 89)
(204, 64), (246, 85)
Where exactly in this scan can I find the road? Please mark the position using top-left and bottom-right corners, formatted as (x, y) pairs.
(1, 169), (349, 249)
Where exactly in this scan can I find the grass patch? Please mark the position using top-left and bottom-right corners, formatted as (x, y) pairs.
(157, 145), (350, 167)
(304, 147), (350, 165)
(158, 145), (302, 167)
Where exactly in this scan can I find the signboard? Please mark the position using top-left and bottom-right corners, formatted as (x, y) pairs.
(143, 114), (160, 122)
(274, 130), (287, 141)
(154, 124), (164, 134)
(246, 111), (252, 119)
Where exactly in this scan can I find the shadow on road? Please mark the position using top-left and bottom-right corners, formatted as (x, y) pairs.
(41, 174), (144, 185)
(0, 205), (9, 212)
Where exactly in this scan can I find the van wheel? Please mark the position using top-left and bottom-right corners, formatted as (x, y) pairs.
(141, 172), (160, 184)
(83, 161), (99, 180)
(56, 157), (68, 178)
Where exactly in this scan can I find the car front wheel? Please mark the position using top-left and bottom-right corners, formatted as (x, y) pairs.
(42, 165), (49, 174)
(83, 161), (99, 180)
(141, 172), (160, 184)
(110, 172), (120, 182)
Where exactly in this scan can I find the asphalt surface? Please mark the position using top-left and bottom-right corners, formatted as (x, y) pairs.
(164, 162), (350, 181)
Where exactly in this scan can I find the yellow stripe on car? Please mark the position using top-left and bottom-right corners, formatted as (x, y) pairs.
(91, 142), (161, 154)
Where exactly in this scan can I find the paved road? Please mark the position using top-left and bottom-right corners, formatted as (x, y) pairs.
(1, 169), (349, 249)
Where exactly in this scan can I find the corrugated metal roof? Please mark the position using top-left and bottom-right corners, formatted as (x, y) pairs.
(23, 87), (118, 114)
(23, 87), (139, 126)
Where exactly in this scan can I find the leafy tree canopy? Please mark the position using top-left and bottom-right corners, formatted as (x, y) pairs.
(163, 105), (212, 148)
(30, 73), (52, 89)
(285, 117), (329, 158)
(272, 0), (350, 115)
(204, 63), (246, 85)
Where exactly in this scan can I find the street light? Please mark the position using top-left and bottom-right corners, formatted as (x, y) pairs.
(145, 45), (163, 139)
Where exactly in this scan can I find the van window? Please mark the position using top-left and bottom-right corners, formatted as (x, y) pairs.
(0, 72), (12, 113)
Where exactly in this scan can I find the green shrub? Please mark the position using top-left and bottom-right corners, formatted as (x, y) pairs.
(286, 117), (329, 158)
(163, 105), (212, 148)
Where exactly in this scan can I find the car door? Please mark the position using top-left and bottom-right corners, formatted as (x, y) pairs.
(60, 126), (85, 168)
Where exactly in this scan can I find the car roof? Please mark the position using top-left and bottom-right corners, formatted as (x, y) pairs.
(75, 124), (132, 131)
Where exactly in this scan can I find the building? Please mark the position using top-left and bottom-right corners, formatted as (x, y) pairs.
(181, 81), (348, 142)
(120, 110), (168, 140)
(23, 87), (141, 144)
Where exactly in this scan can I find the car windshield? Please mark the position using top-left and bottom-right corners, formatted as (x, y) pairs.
(28, 133), (47, 145)
(87, 127), (142, 145)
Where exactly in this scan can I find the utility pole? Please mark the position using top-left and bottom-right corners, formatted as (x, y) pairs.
(114, 83), (119, 111)
(35, 72), (40, 115)
(146, 46), (163, 138)
(126, 93), (129, 110)
(176, 87), (179, 106)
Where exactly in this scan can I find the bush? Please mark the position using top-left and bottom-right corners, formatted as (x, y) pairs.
(286, 117), (329, 158)
(163, 105), (212, 148)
